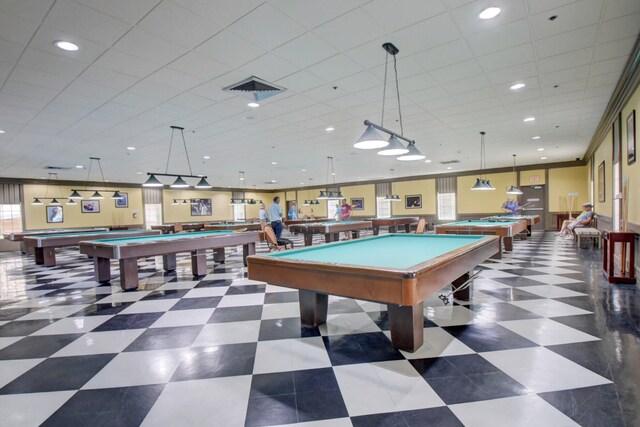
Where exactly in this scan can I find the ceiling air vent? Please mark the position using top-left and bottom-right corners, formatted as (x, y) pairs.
(223, 76), (286, 102)
(439, 160), (460, 165)
(44, 166), (73, 170)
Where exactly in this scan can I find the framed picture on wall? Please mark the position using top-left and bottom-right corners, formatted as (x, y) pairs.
(46, 206), (63, 223)
(627, 110), (636, 165)
(81, 200), (100, 213)
(405, 194), (422, 209)
(115, 192), (128, 208)
(597, 161), (605, 203)
(351, 198), (364, 210)
(191, 198), (212, 216)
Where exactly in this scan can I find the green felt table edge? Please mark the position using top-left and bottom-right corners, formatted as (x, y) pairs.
(87, 230), (235, 243)
(29, 230), (151, 239)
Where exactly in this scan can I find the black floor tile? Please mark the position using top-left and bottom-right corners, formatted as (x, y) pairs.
(546, 341), (613, 379)
(225, 284), (266, 295)
(250, 372), (294, 398)
(124, 325), (203, 351)
(443, 354), (502, 375)
(296, 388), (348, 422)
(258, 318), (320, 341)
(367, 311), (437, 331)
(41, 384), (164, 427)
(294, 367), (340, 393)
(493, 276), (551, 287)
(70, 302), (134, 316)
(0, 319), (53, 337)
(169, 296), (221, 310)
(208, 305), (263, 323)
(351, 412), (407, 427)
(0, 334), (82, 360)
(170, 343), (256, 381)
(402, 407), (464, 427)
(264, 291), (299, 304)
(479, 287), (542, 301)
(92, 312), (163, 331)
(410, 358), (461, 380)
(323, 332), (404, 366)
(426, 371), (527, 404)
(539, 384), (625, 427)
(245, 394), (298, 427)
(466, 302), (542, 322)
(554, 295), (596, 311)
(194, 279), (233, 288)
(0, 308), (39, 321)
(443, 324), (538, 352)
(0, 354), (115, 394)
(140, 290), (188, 301)
(551, 314), (602, 337)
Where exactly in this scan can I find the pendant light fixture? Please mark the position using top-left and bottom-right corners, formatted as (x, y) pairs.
(385, 169), (402, 201)
(68, 157), (124, 200)
(356, 42), (423, 160)
(66, 199), (77, 205)
(49, 198), (61, 206)
(317, 157), (343, 199)
(506, 154), (523, 195)
(144, 126), (212, 188)
(470, 132), (495, 191)
(31, 198), (43, 205)
(31, 173), (64, 205)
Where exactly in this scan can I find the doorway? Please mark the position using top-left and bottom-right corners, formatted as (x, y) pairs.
(520, 185), (545, 231)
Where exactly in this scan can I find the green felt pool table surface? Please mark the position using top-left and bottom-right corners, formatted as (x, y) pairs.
(443, 220), (521, 227)
(269, 234), (486, 269)
(90, 230), (234, 245)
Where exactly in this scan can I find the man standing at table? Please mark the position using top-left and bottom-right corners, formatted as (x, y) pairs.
(269, 196), (284, 239)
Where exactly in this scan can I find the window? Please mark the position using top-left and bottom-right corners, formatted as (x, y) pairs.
(376, 197), (391, 218)
(233, 205), (245, 221)
(144, 204), (162, 228)
(0, 204), (22, 236)
(327, 199), (341, 219)
(437, 193), (456, 221)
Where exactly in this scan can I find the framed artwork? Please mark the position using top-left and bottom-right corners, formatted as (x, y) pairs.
(597, 161), (605, 203)
(115, 192), (128, 208)
(627, 110), (636, 165)
(405, 194), (422, 209)
(81, 200), (100, 213)
(351, 198), (364, 210)
(613, 112), (621, 163)
(191, 198), (212, 216)
(46, 206), (63, 223)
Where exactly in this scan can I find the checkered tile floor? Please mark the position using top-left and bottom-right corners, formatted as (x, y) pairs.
(0, 231), (638, 426)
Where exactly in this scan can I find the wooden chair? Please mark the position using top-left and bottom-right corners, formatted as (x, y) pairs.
(415, 219), (426, 234)
(264, 225), (288, 251)
(173, 223), (183, 233)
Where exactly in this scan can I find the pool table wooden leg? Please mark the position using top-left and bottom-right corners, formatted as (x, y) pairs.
(191, 249), (207, 276)
(162, 254), (177, 271)
(504, 236), (514, 251)
(389, 225), (398, 234)
(119, 258), (139, 291)
(324, 233), (336, 243)
(373, 226), (380, 236)
(490, 238), (504, 259)
(387, 302), (424, 352)
(34, 247), (44, 265)
(520, 231), (527, 241)
(452, 271), (472, 301)
(304, 233), (313, 246)
(243, 242), (255, 267)
(42, 248), (56, 267)
(94, 257), (111, 283)
(299, 290), (328, 327)
(19, 241), (27, 254)
(213, 248), (225, 263)
(404, 224), (411, 233)
(351, 230), (359, 239)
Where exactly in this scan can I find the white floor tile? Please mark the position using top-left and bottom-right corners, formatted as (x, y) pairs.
(387, 327), (474, 359)
(151, 308), (215, 328)
(0, 358), (45, 388)
(53, 329), (145, 357)
(118, 299), (179, 314)
(510, 299), (591, 317)
(183, 287), (228, 298)
(424, 306), (476, 327)
(17, 305), (89, 320)
(265, 284), (295, 293)
(0, 336), (22, 350)
(478, 270), (517, 279)
(320, 313), (381, 336)
(97, 291), (150, 303)
(0, 391), (75, 427)
(217, 293), (265, 308)
(261, 302), (300, 320)
(372, 360), (445, 411)
(253, 337), (331, 374)
(191, 320), (260, 346)
(269, 419), (353, 427)
(481, 347), (611, 392)
(3, 299), (55, 309)
(518, 285), (585, 298)
(333, 364), (397, 416)
(30, 316), (112, 336)
(527, 267), (582, 275)
(450, 394), (580, 427)
(499, 318), (600, 346)
(156, 281), (200, 291)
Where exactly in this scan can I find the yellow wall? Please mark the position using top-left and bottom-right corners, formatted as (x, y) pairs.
(245, 192), (273, 219)
(391, 179), (436, 215)
(593, 132), (613, 217)
(23, 184), (144, 230)
(340, 184), (376, 217)
(162, 189), (232, 223)
(621, 82), (640, 224)
(520, 169), (546, 186)
(548, 166), (589, 212)
(457, 172), (514, 214)
(285, 191), (296, 201)
(296, 189), (327, 218)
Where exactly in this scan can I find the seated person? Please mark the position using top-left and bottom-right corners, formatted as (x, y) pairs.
(558, 203), (594, 239)
(501, 198), (522, 215)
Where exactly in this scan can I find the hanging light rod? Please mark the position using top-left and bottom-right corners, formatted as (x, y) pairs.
(145, 172), (208, 179)
(363, 120), (415, 145)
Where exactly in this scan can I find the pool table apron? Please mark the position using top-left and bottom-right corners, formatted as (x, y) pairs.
(289, 221), (373, 246)
(81, 232), (260, 291)
(203, 223), (263, 231)
(371, 217), (420, 236)
(435, 221), (528, 258)
(5, 227), (109, 255)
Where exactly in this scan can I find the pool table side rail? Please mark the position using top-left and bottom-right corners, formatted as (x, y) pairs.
(247, 235), (499, 306)
(435, 220), (528, 237)
(288, 221), (373, 234)
(24, 230), (161, 248)
(3, 227), (110, 241)
(370, 217), (420, 226)
(80, 231), (262, 259)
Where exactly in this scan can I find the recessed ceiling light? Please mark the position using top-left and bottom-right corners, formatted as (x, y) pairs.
(331, 172), (335, 176)
(54, 40), (79, 51)
(537, 148), (544, 152)
(532, 136), (541, 140)
(270, 180), (277, 183)
(203, 155), (210, 159)
(271, 161), (277, 165)
(510, 83), (525, 90)
(75, 165), (83, 169)
(239, 177), (244, 181)
(424, 159), (432, 163)
(523, 117), (536, 122)
(126, 146), (135, 150)
(247, 102), (260, 108)
(540, 156), (547, 160)
(300, 182), (304, 185)
(301, 169), (307, 172)
(136, 172), (142, 175)
(0, 130), (5, 134)
(446, 166), (453, 170)
(479, 7), (501, 19)
(325, 127), (335, 132)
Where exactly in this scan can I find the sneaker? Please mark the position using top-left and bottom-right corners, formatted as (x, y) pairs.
(564, 235), (573, 240)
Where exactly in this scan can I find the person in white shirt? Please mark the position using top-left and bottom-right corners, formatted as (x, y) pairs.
(258, 202), (269, 226)
(268, 196), (284, 239)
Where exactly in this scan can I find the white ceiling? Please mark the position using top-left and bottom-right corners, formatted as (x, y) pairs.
(0, 0), (638, 189)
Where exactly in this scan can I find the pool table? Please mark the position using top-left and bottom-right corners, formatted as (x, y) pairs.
(151, 222), (206, 234)
(371, 217), (420, 235)
(80, 231), (261, 290)
(4, 227), (109, 254)
(482, 214), (541, 235)
(288, 220), (373, 246)
(203, 222), (263, 231)
(435, 219), (528, 258)
(248, 234), (499, 352)
(284, 218), (329, 227)
(23, 229), (161, 267)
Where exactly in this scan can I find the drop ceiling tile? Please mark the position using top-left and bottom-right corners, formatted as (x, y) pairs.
(603, 0), (640, 20)
(167, 52), (231, 81)
(0, 93), (51, 110)
(593, 36), (637, 62)
(94, 48), (161, 78)
(333, 71), (380, 94)
(486, 61), (538, 85)
(0, 0), (54, 23)
(441, 74), (491, 95)
(138, 1), (222, 49)
(306, 54), (364, 82)
(64, 81), (122, 102)
(9, 65), (75, 90)
(450, 0), (527, 36)
(313, 7), (386, 51)
(412, 39), (474, 71)
(45, 0), (131, 45)
(541, 79), (587, 96)
(499, 88), (543, 105)
(598, 13), (640, 44)
(363, 0), (447, 33)
(408, 86), (451, 104)
(530, 0), (602, 40)
(145, 68), (204, 91)
(0, 10), (40, 45)
(111, 92), (162, 110)
(538, 47), (593, 73)
(477, 43), (536, 72)
(29, 26), (108, 65)
(127, 80), (183, 102)
(113, 28), (187, 65)
(240, 54), (300, 82)
(540, 65), (590, 86)
(195, 30), (266, 68)
(227, 3), (305, 51)
(467, 18), (531, 56)
(535, 25), (598, 58)
(272, 32), (339, 69)
(431, 58), (484, 84)
(275, 70), (325, 93)
(584, 84), (617, 98)
(2, 80), (59, 101)
(589, 56), (628, 77)
(177, 0), (277, 28)
(75, 66), (138, 91)
(392, 13), (461, 55)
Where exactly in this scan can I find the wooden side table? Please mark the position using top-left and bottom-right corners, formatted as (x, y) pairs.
(602, 231), (637, 284)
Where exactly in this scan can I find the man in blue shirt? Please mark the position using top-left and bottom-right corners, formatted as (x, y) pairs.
(269, 196), (284, 239)
(501, 198), (522, 215)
